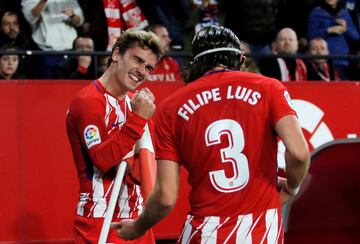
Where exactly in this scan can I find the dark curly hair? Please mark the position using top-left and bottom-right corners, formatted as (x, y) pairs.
(183, 25), (244, 83)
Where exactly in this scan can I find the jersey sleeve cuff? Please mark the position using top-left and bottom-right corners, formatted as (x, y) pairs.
(122, 112), (148, 139)
(156, 151), (180, 164)
(284, 183), (300, 196)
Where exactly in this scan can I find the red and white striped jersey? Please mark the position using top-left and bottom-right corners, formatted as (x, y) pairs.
(179, 208), (283, 244)
(155, 70), (296, 243)
(67, 80), (154, 243)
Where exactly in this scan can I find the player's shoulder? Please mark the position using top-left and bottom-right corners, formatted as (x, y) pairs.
(241, 71), (286, 89)
(68, 82), (105, 114)
(219, 70), (283, 89)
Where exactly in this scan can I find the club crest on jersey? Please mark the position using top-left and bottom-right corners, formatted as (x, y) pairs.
(84, 125), (101, 149)
(284, 91), (296, 111)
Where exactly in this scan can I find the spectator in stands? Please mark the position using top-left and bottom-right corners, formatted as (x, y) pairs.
(193, 0), (219, 33)
(146, 24), (183, 82)
(258, 27), (307, 81)
(79, 0), (151, 51)
(0, 10), (35, 49)
(101, 0), (149, 50)
(53, 34), (96, 79)
(0, 10), (40, 78)
(0, 44), (25, 79)
(276, 0), (315, 54)
(21, 0), (84, 78)
(306, 37), (340, 81)
(307, 0), (360, 79)
(222, 0), (279, 55)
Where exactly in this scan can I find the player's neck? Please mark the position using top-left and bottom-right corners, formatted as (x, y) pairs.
(211, 64), (228, 71)
(98, 68), (127, 100)
(202, 64), (229, 76)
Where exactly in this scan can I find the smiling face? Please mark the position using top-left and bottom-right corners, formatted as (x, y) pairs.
(112, 45), (157, 92)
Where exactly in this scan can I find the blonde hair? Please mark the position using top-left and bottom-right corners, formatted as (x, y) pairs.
(110, 29), (164, 63)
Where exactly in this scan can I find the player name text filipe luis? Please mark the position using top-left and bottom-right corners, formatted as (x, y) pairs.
(178, 85), (262, 121)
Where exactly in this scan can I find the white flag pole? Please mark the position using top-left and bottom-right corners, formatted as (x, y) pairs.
(98, 161), (127, 244)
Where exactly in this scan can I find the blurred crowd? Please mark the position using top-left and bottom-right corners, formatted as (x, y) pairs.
(0, 0), (359, 81)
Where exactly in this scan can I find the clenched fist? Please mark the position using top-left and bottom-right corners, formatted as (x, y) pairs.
(131, 88), (155, 120)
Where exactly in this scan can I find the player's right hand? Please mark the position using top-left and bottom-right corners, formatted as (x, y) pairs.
(130, 88), (155, 120)
(111, 219), (146, 240)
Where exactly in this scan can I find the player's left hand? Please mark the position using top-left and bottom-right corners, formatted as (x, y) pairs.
(111, 219), (146, 240)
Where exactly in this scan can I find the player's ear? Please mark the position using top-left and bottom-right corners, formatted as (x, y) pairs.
(240, 52), (246, 66)
(112, 47), (121, 62)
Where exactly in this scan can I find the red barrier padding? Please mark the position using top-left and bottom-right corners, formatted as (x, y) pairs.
(284, 139), (360, 243)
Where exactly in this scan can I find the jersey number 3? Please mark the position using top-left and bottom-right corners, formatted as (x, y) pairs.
(205, 119), (249, 193)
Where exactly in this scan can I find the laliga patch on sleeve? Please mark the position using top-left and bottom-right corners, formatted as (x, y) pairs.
(84, 125), (101, 149)
(284, 90), (296, 111)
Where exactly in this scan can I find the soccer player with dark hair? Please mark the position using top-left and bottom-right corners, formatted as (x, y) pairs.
(113, 25), (310, 243)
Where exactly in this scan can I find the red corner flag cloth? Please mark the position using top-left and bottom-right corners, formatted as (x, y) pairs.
(124, 123), (156, 201)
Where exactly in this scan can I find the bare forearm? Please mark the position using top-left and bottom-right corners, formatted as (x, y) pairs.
(135, 188), (174, 233)
(284, 149), (310, 189)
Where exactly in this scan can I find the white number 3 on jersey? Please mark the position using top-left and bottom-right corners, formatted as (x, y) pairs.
(205, 119), (249, 193)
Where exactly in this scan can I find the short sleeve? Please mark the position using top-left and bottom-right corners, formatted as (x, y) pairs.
(268, 80), (297, 127)
(154, 104), (180, 163)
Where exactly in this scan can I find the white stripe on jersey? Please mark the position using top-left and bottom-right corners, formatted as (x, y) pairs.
(125, 95), (131, 112)
(275, 218), (283, 243)
(91, 167), (107, 217)
(108, 94), (125, 126)
(134, 185), (144, 215)
(101, 178), (115, 217)
(232, 214), (252, 244)
(76, 193), (89, 216)
(128, 185), (142, 218)
(186, 216), (210, 244)
(117, 183), (131, 218)
(180, 215), (194, 244)
(105, 94), (125, 135)
(179, 208), (282, 244)
(201, 216), (220, 244)
(104, 94), (113, 127)
(263, 209), (279, 244)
